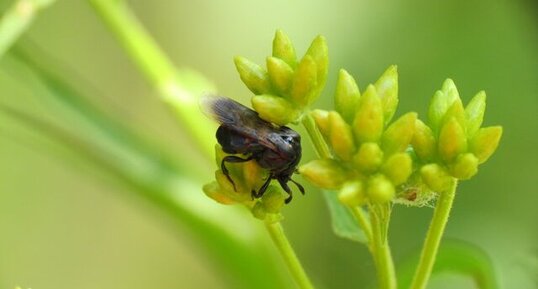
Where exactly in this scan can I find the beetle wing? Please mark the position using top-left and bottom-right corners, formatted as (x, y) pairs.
(201, 95), (279, 152)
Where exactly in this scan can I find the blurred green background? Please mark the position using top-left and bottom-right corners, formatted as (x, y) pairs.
(0, 0), (537, 289)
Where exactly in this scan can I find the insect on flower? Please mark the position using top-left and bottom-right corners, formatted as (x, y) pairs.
(202, 96), (304, 204)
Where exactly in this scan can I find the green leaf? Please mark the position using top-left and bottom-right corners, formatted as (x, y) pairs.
(398, 240), (499, 289)
(323, 191), (368, 243)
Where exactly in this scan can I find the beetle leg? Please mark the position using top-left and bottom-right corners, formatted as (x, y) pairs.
(221, 155), (253, 191)
(253, 175), (272, 199)
(278, 178), (293, 204)
(290, 179), (305, 195)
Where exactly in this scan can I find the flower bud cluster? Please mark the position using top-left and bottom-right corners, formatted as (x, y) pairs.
(299, 66), (416, 206)
(203, 145), (287, 222)
(411, 79), (503, 192)
(234, 30), (328, 125)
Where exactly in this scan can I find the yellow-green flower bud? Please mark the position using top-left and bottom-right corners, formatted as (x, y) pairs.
(335, 69), (361, 123)
(428, 79), (460, 134)
(367, 174), (395, 204)
(261, 185), (287, 214)
(203, 181), (235, 205)
(252, 94), (300, 125)
(329, 111), (356, 161)
(470, 126), (503, 164)
(352, 142), (383, 173)
(338, 181), (366, 206)
(375, 65), (399, 125)
(449, 153), (479, 180)
(420, 163), (453, 192)
(234, 56), (271, 95)
(267, 56), (294, 94)
(214, 144), (226, 167)
(251, 202), (267, 220)
(305, 35), (328, 93)
(299, 159), (347, 190)
(311, 109), (330, 138)
(272, 29), (297, 67)
(382, 153), (412, 186)
(242, 158), (268, 190)
(381, 112), (417, 156)
(412, 119), (436, 162)
(465, 91), (486, 137)
(353, 85), (384, 143)
(443, 98), (466, 132)
(215, 170), (244, 199)
(290, 55), (317, 106)
(438, 117), (467, 163)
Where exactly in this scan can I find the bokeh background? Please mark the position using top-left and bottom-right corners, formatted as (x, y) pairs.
(0, 0), (537, 288)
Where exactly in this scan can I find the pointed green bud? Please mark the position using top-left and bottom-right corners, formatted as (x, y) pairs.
(214, 144), (226, 167)
(443, 98), (466, 132)
(252, 94), (300, 125)
(367, 174), (395, 204)
(470, 126), (503, 164)
(352, 85), (384, 143)
(305, 35), (329, 91)
(311, 109), (330, 138)
(441, 78), (461, 106)
(290, 55), (317, 106)
(267, 56), (294, 94)
(381, 112), (417, 155)
(203, 181), (235, 205)
(272, 29), (297, 67)
(329, 111), (356, 161)
(261, 185), (286, 214)
(449, 153), (479, 180)
(382, 153), (412, 186)
(428, 79), (460, 134)
(420, 163), (454, 192)
(251, 202), (267, 220)
(412, 119), (436, 162)
(438, 117), (467, 163)
(338, 181), (366, 206)
(234, 56), (271, 95)
(335, 69), (361, 123)
(465, 91), (486, 137)
(375, 65), (399, 125)
(299, 159), (348, 190)
(352, 142), (384, 173)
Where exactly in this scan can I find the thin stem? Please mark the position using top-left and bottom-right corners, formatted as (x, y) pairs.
(409, 179), (458, 289)
(88, 0), (216, 157)
(0, 0), (55, 58)
(371, 207), (397, 289)
(349, 206), (373, 243)
(265, 222), (315, 289)
(301, 112), (331, 159)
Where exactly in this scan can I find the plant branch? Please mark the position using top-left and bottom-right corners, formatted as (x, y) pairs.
(409, 179), (458, 289)
(88, 0), (216, 157)
(349, 206), (373, 243)
(265, 222), (315, 289)
(301, 112), (331, 159)
(0, 0), (55, 57)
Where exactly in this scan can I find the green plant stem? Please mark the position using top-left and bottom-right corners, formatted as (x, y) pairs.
(349, 206), (373, 243)
(302, 113), (331, 159)
(409, 179), (458, 289)
(88, 0), (216, 157)
(265, 222), (315, 289)
(371, 208), (397, 289)
(0, 0), (55, 58)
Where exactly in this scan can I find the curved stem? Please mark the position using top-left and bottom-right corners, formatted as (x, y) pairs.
(301, 113), (331, 159)
(409, 179), (458, 289)
(265, 222), (315, 289)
